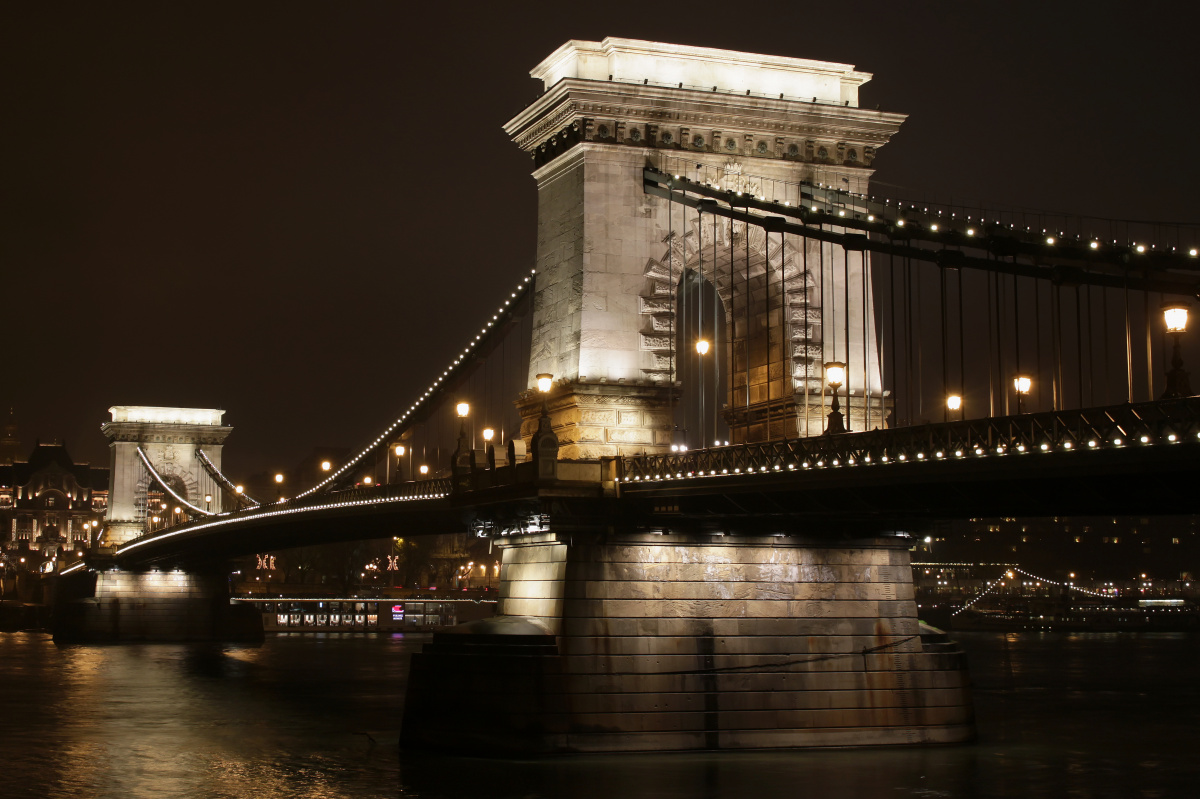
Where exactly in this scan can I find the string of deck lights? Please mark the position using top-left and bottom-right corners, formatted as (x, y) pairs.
(292, 270), (537, 501)
(657, 166), (1200, 259)
(115, 487), (449, 557)
(1011, 566), (1109, 598)
(616, 420), (1198, 483)
(952, 571), (1008, 617)
(952, 564), (1114, 616)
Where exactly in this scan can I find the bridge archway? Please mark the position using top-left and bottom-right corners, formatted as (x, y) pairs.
(645, 205), (821, 443)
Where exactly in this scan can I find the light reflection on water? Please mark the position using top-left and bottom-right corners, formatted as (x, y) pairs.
(1, 630), (1197, 798)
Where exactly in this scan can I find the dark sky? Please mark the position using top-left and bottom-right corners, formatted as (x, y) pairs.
(5, 2), (1199, 477)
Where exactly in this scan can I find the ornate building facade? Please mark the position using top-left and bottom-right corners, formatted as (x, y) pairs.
(0, 442), (109, 565)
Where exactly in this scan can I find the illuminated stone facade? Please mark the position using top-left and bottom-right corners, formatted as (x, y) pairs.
(506, 38), (904, 454)
(101, 406), (232, 546)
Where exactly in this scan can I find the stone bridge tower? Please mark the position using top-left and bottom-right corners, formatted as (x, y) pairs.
(506, 39), (905, 457)
(100, 406), (232, 546)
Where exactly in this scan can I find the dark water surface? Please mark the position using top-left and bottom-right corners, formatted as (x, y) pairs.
(1, 630), (1197, 798)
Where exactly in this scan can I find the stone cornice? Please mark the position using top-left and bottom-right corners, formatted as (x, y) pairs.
(101, 422), (233, 446)
(505, 79), (905, 155)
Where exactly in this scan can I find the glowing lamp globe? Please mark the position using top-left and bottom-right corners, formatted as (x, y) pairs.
(1163, 302), (1190, 333)
(1013, 376), (1032, 395)
(824, 362), (846, 388)
(456, 402), (470, 418)
(536, 373), (553, 393)
(482, 428), (495, 442)
(695, 339), (710, 355)
(946, 394), (962, 411)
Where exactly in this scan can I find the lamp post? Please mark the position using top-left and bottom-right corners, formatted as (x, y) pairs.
(824, 361), (847, 434)
(1013, 375), (1032, 414)
(394, 445), (406, 483)
(482, 428), (496, 470)
(456, 402), (470, 442)
(1162, 301), (1192, 398)
(695, 339), (710, 447)
(533, 373), (559, 479)
(204, 494), (212, 512)
(536, 373), (553, 416)
(274, 473), (284, 503)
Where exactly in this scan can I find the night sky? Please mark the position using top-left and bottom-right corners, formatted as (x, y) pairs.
(6, 2), (1199, 478)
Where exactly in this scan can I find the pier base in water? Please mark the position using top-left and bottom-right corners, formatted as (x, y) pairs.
(52, 567), (262, 643)
(402, 531), (973, 753)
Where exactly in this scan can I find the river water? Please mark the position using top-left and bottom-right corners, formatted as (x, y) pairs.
(1, 630), (1196, 798)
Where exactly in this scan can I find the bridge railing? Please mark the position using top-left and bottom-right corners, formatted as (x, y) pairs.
(617, 397), (1200, 483)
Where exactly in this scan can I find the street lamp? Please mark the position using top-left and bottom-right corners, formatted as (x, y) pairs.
(274, 473), (284, 503)
(320, 460), (332, 471)
(482, 428), (494, 443)
(535, 373), (553, 418)
(1013, 375), (1032, 414)
(392, 444), (407, 483)
(946, 394), (962, 415)
(695, 338), (710, 355)
(824, 361), (847, 434)
(419, 464), (429, 476)
(1162, 301), (1192, 398)
(204, 494), (212, 512)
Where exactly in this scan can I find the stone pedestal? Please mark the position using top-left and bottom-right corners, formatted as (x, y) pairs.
(402, 531), (973, 753)
(726, 392), (894, 441)
(516, 380), (678, 460)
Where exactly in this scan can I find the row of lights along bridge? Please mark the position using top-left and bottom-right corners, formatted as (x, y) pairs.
(681, 302), (1190, 441)
(259, 374), (559, 496)
(239, 304), (1189, 495)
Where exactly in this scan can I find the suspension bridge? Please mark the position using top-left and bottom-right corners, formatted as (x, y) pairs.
(55, 37), (1200, 755)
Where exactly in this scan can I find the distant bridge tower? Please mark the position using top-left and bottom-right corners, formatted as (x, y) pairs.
(506, 39), (905, 455)
(100, 406), (232, 546)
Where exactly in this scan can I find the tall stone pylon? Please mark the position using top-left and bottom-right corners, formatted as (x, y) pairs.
(101, 406), (232, 546)
(506, 39), (905, 456)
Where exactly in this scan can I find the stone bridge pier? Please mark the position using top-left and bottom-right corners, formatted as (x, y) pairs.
(402, 528), (973, 753)
(52, 565), (261, 642)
